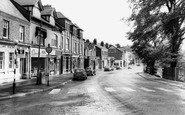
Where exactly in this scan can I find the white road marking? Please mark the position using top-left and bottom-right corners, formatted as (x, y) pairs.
(49, 89), (61, 94)
(140, 87), (155, 92)
(67, 89), (78, 94)
(156, 87), (173, 92)
(104, 87), (116, 92)
(121, 87), (135, 92)
(87, 87), (96, 93)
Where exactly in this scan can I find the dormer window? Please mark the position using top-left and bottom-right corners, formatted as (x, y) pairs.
(24, 6), (33, 15)
(42, 16), (50, 22)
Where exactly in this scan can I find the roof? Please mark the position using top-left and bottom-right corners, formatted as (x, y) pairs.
(56, 12), (71, 21)
(0, 0), (28, 22)
(41, 5), (54, 15)
(96, 44), (108, 51)
(109, 45), (123, 53)
(14, 0), (39, 6)
(119, 46), (132, 52)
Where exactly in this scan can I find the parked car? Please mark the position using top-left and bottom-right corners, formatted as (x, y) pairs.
(110, 66), (115, 71)
(86, 67), (96, 76)
(104, 66), (112, 71)
(116, 66), (121, 70)
(73, 68), (87, 80)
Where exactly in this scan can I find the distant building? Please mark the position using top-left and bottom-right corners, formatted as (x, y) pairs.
(108, 45), (125, 67)
(96, 44), (109, 69)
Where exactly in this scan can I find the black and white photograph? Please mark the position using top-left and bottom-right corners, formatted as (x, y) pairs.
(0, 0), (185, 115)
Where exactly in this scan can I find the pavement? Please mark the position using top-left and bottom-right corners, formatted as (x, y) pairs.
(138, 72), (185, 90)
(0, 73), (73, 101)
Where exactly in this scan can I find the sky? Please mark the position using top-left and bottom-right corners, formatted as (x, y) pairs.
(42, 0), (133, 47)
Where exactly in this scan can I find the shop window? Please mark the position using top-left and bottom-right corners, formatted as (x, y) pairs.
(9, 53), (14, 69)
(0, 52), (4, 70)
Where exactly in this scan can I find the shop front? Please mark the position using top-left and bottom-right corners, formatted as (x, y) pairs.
(62, 54), (72, 74)
(31, 47), (58, 76)
(0, 44), (30, 84)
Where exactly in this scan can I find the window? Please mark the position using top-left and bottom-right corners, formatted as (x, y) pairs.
(9, 53), (14, 69)
(81, 44), (83, 54)
(19, 26), (25, 42)
(60, 36), (63, 50)
(3, 20), (9, 38)
(66, 38), (69, 50)
(36, 32), (45, 46)
(0, 52), (4, 70)
(52, 34), (58, 47)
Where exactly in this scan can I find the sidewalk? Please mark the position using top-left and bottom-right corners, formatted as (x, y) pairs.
(0, 73), (73, 101)
(138, 72), (185, 90)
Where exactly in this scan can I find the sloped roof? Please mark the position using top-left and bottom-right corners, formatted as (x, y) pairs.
(0, 0), (28, 21)
(14, 0), (39, 6)
(56, 12), (71, 21)
(109, 45), (123, 53)
(41, 5), (54, 15)
(96, 44), (108, 51)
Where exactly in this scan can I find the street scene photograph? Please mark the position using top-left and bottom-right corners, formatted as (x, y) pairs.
(1, 0), (185, 115)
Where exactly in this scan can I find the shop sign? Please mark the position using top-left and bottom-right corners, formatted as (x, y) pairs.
(31, 48), (47, 57)
(31, 48), (56, 57)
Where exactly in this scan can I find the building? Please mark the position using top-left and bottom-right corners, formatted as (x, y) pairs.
(84, 42), (96, 69)
(56, 12), (73, 73)
(108, 45), (125, 67)
(0, 0), (30, 83)
(96, 44), (109, 69)
(14, 0), (63, 77)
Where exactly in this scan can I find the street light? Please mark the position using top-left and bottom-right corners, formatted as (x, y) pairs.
(13, 41), (18, 94)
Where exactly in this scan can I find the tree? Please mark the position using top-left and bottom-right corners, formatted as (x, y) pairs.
(115, 43), (121, 48)
(100, 41), (104, 46)
(105, 43), (109, 49)
(86, 39), (90, 43)
(127, 0), (185, 68)
(93, 38), (97, 45)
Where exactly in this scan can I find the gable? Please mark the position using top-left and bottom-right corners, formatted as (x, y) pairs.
(0, 0), (28, 21)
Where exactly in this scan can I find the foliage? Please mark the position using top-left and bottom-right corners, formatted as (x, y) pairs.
(115, 43), (121, 48)
(86, 39), (90, 43)
(127, 0), (185, 67)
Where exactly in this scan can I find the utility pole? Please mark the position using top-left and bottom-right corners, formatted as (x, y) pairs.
(36, 21), (42, 85)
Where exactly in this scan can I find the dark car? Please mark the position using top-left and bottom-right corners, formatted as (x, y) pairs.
(86, 67), (96, 76)
(73, 68), (87, 80)
(116, 66), (122, 70)
(110, 66), (115, 71)
(104, 66), (112, 71)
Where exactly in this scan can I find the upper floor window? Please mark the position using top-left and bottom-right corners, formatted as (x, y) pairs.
(3, 20), (9, 39)
(52, 34), (58, 47)
(61, 36), (63, 50)
(0, 52), (4, 70)
(36, 32), (45, 46)
(9, 53), (14, 69)
(66, 38), (70, 50)
(81, 44), (83, 54)
(19, 25), (25, 42)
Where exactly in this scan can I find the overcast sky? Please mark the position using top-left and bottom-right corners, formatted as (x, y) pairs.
(42, 0), (132, 46)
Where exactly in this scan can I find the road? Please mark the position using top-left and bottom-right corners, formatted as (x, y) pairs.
(0, 65), (185, 115)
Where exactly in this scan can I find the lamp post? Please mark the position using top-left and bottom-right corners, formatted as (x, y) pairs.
(46, 44), (52, 86)
(13, 42), (18, 94)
